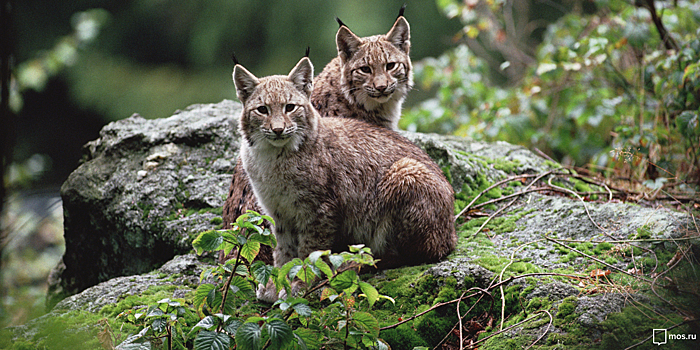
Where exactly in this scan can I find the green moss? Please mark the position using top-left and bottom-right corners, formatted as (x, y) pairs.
(380, 324), (430, 349)
(99, 284), (181, 317)
(210, 216), (223, 225)
(598, 304), (690, 350)
(489, 157), (522, 173)
(635, 225), (653, 239)
(0, 310), (139, 350)
(480, 333), (530, 350)
(543, 160), (562, 168)
(525, 297), (552, 313)
(593, 242), (614, 254)
(556, 296), (578, 323)
(441, 164), (453, 184)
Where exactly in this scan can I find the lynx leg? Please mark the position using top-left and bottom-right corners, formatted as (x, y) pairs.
(220, 157), (274, 265)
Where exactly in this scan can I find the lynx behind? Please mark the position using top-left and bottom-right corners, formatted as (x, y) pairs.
(311, 14), (413, 130)
(233, 57), (456, 301)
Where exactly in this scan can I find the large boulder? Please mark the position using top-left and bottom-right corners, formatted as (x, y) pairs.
(50, 101), (241, 304)
(50, 99), (551, 305)
(30, 100), (698, 349)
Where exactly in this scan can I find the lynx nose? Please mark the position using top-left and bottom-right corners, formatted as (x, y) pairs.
(272, 127), (284, 136)
(374, 76), (388, 93)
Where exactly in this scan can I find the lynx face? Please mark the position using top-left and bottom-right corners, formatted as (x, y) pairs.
(337, 17), (413, 110)
(233, 58), (316, 151)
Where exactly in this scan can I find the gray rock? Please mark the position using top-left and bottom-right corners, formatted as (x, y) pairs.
(425, 259), (495, 288)
(525, 281), (578, 301)
(576, 293), (630, 327)
(51, 101), (241, 305)
(51, 99), (549, 305)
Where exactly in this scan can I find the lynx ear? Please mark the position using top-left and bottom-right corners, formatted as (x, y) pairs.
(233, 65), (259, 104)
(288, 57), (314, 98)
(386, 16), (410, 54)
(336, 26), (362, 63)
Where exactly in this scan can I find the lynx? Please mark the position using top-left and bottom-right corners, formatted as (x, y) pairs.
(222, 8), (414, 262)
(232, 57), (455, 301)
(312, 7), (413, 130)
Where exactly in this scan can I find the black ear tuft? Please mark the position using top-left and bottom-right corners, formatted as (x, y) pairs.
(231, 52), (239, 65)
(336, 16), (348, 29)
(305, 47), (310, 58)
(397, 3), (406, 19)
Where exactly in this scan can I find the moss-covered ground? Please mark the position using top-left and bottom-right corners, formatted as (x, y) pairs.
(3, 156), (698, 349)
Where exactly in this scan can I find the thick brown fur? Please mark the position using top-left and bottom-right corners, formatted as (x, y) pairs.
(233, 57), (455, 301)
(221, 12), (414, 264)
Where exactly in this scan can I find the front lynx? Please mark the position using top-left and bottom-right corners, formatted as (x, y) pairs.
(233, 57), (456, 301)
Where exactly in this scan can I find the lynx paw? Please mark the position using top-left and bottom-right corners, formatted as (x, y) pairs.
(256, 280), (286, 303)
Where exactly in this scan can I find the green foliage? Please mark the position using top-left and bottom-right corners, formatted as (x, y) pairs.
(117, 211), (395, 349)
(406, 0), (700, 187)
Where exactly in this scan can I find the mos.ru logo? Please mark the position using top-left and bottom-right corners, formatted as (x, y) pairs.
(653, 329), (667, 345)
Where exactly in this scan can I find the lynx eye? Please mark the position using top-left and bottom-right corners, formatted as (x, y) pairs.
(359, 66), (372, 74)
(284, 104), (296, 113)
(386, 62), (396, 70)
(256, 106), (269, 114)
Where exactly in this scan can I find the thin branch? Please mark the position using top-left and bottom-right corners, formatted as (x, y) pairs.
(455, 172), (554, 221)
(433, 288), (494, 350)
(524, 310), (553, 350)
(473, 171), (557, 238)
(463, 310), (552, 350)
(544, 234), (653, 283)
(457, 291), (466, 350)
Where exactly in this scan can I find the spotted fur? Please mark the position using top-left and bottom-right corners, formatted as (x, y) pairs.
(233, 58), (455, 302)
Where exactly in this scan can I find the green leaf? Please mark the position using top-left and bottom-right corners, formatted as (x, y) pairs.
(292, 303), (313, 317)
(194, 330), (231, 350)
(314, 259), (333, 279)
(294, 328), (321, 350)
(328, 255), (344, 269)
(330, 270), (356, 291)
(194, 284), (216, 309)
(348, 244), (365, 253)
(192, 230), (224, 255)
(235, 323), (262, 350)
(266, 319), (294, 349)
(250, 261), (273, 285)
(191, 316), (217, 334)
(307, 250), (329, 264)
(358, 281), (379, 308)
(352, 311), (380, 338)
(280, 258), (304, 282)
(151, 317), (167, 333)
(223, 319), (243, 336)
(206, 286), (221, 310)
(296, 266), (317, 284)
(240, 240), (261, 263)
(230, 275), (254, 295)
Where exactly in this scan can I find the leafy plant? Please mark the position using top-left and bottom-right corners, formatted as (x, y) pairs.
(405, 0), (700, 190)
(117, 210), (394, 349)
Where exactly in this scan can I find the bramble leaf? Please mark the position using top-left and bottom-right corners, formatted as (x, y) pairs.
(235, 323), (262, 350)
(194, 330), (231, 350)
(192, 230), (223, 255)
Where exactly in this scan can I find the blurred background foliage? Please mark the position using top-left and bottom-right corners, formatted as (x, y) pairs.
(403, 0), (700, 192)
(1, 0), (699, 329)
